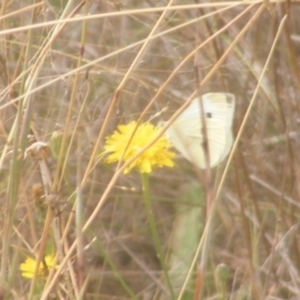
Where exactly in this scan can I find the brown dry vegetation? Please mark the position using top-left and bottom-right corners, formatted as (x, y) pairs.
(1, 1), (300, 299)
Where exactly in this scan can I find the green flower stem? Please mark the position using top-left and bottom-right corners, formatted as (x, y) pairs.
(141, 173), (175, 300)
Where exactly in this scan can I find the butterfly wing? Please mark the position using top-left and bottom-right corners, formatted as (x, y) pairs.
(166, 93), (235, 168)
(202, 93), (235, 130)
(166, 117), (227, 168)
(202, 118), (229, 168)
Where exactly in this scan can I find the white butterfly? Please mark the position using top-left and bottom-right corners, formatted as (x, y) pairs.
(165, 93), (235, 169)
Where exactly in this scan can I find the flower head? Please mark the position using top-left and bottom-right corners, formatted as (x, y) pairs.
(103, 121), (175, 174)
(20, 255), (58, 279)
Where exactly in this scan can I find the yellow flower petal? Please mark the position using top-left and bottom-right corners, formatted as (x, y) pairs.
(20, 255), (58, 279)
(102, 121), (175, 174)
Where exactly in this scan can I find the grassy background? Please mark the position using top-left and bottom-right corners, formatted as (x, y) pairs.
(1, 1), (300, 299)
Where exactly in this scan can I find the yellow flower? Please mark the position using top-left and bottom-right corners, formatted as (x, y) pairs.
(20, 255), (57, 278)
(103, 121), (175, 174)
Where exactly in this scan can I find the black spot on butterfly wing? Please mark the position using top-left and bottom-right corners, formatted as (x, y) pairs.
(206, 112), (212, 118)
